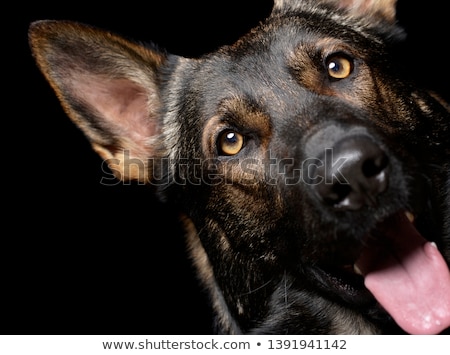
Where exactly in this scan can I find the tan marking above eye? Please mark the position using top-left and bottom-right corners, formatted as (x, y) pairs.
(218, 130), (245, 156)
(326, 55), (353, 79)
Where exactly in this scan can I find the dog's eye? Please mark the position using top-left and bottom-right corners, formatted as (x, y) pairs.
(326, 54), (354, 79)
(217, 130), (245, 156)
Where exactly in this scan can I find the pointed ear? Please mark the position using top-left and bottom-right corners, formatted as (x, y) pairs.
(273, 0), (398, 24)
(29, 20), (174, 183)
(331, 0), (397, 23)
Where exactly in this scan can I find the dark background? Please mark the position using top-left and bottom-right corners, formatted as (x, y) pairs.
(5, 0), (449, 334)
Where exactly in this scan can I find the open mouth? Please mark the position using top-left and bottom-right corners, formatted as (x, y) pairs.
(311, 210), (450, 334)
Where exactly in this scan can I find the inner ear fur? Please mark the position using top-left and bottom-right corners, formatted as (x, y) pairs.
(273, 0), (398, 24)
(29, 20), (171, 182)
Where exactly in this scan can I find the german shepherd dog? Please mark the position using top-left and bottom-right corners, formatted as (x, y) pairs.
(29, 0), (450, 334)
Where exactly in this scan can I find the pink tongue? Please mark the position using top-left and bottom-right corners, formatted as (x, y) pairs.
(358, 213), (450, 334)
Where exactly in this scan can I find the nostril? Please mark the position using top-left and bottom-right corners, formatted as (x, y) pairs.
(362, 153), (389, 178)
(324, 183), (352, 206)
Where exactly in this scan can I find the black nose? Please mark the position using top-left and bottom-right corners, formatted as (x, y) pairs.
(312, 135), (389, 210)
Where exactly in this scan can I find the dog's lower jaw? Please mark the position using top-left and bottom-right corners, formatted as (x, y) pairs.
(327, 308), (381, 335)
(317, 301), (382, 335)
(247, 277), (382, 334)
(184, 214), (382, 334)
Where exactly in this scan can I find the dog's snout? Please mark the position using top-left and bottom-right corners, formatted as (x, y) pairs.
(311, 135), (389, 210)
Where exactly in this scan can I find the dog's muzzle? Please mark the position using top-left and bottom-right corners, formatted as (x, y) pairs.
(302, 124), (450, 334)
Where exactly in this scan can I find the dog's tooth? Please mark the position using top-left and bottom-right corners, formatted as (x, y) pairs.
(353, 263), (363, 276)
(405, 211), (415, 223)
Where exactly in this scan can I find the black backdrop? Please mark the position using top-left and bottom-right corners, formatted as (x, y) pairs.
(7, 0), (449, 334)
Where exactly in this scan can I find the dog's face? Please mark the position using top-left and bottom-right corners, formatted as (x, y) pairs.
(29, 0), (450, 334)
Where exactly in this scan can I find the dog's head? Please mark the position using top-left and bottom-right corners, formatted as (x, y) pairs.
(29, 0), (450, 334)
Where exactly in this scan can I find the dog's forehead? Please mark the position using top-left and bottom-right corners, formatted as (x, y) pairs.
(182, 18), (372, 116)
(164, 11), (394, 144)
(197, 14), (383, 91)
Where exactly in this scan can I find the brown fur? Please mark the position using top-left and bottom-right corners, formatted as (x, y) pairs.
(29, 0), (450, 334)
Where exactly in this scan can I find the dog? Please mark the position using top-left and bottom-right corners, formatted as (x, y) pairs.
(29, 0), (450, 334)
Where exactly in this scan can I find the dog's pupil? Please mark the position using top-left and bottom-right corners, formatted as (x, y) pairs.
(329, 61), (339, 72)
(226, 132), (237, 143)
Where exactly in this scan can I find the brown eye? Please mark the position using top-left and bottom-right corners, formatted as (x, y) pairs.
(326, 55), (353, 79)
(218, 130), (245, 156)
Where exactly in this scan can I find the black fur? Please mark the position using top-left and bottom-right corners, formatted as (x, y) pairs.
(29, 0), (450, 334)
